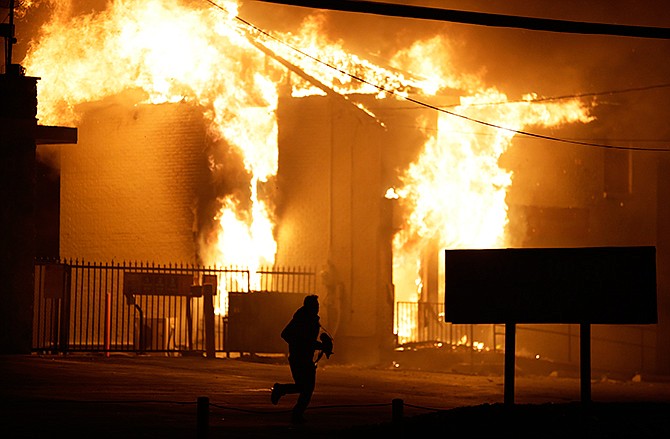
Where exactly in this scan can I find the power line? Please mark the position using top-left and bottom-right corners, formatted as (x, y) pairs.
(253, 0), (670, 39)
(206, 1), (670, 152)
(366, 80), (670, 111)
(404, 96), (669, 152)
(394, 123), (670, 146)
(440, 83), (670, 108)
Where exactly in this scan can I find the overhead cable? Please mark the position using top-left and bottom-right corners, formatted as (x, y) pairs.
(253, 0), (670, 39)
(442, 83), (670, 108)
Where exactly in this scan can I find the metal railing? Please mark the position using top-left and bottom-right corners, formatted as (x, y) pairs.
(33, 259), (316, 355)
(395, 301), (658, 373)
(395, 301), (503, 351)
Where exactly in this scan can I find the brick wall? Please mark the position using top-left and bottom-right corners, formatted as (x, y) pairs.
(60, 101), (208, 264)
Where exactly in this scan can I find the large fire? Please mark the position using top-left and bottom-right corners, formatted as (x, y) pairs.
(20, 1), (593, 336)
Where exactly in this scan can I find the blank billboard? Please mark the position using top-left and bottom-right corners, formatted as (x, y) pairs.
(444, 246), (657, 324)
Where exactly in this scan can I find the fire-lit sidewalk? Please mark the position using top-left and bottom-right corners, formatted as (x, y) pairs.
(2, 353), (670, 438)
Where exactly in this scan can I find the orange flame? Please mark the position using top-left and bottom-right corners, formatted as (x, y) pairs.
(385, 37), (593, 342)
(21, 1), (594, 330)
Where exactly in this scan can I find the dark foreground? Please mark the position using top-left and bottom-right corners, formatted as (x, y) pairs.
(344, 401), (670, 438)
(2, 353), (670, 438)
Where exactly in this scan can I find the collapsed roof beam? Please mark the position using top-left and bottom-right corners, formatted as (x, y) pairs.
(243, 30), (382, 122)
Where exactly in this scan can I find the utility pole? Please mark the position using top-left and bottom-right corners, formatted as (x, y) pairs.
(1, 0), (22, 75)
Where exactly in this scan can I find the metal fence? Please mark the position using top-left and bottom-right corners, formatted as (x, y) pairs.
(395, 301), (657, 372)
(33, 260), (656, 371)
(395, 301), (505, 351)
(33, 259), (317, 355)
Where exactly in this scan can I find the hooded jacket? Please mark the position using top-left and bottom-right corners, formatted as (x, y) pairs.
(281, 304), (321, 359)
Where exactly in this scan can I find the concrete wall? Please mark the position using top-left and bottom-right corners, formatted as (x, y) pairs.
(276, 95), (397, 365)
(275, 96), (332, 268)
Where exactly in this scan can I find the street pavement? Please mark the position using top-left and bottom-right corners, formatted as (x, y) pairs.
(2, 352), (670, 438)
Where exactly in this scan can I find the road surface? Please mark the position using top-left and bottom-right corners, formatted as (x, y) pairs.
(2, 352), (670, 438)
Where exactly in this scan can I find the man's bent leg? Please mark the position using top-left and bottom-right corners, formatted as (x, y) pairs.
(291, 362), (316, 422)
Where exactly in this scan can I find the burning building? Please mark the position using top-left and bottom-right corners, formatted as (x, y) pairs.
(8, 0), (670, 372)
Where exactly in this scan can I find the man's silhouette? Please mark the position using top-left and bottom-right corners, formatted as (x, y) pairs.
(271, 294), (330, 423)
